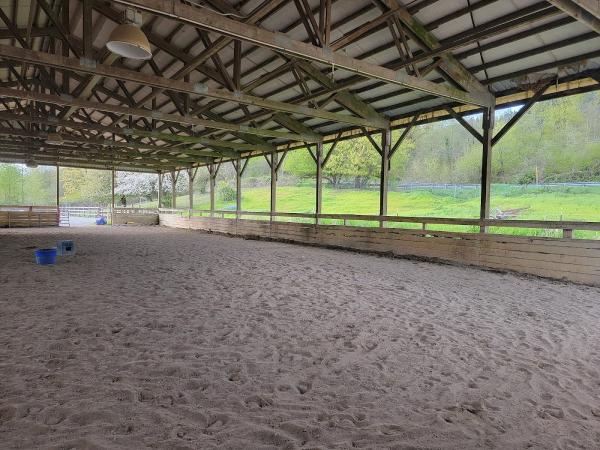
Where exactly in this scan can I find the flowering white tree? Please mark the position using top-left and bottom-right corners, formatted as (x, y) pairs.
(162, 171), (188, 194)
(115, 172), (158, 197)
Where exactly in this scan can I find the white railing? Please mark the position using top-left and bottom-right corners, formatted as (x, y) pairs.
(58, 206), (158, 217)
(59, 206), (108, 218)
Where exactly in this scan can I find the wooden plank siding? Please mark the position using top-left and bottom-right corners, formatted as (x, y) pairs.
(159, 215), (600, 286)
(112, 213), (159, 226)
(0, 206), (59, 228)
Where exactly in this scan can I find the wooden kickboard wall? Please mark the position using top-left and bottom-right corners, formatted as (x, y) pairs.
(159, 215), (600, 286)
(0, 210), (59, 228)
(113, 213), (159, 226)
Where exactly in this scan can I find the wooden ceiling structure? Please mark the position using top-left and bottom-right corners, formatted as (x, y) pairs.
(0, 0), (599, 174)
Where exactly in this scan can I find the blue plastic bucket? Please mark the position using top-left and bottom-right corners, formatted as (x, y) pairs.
(35, 248), (57, 265)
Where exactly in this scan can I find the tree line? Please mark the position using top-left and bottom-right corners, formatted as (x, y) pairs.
(283, 90), (600, 187)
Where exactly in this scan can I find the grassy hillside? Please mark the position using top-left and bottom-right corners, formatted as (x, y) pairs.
(164, 184), (600, 239)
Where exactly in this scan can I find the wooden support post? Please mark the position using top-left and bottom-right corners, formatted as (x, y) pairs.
(315, 142), (323, 224)
(157, 171), (162, 209)
(209, 164), (215, 216)
(56, 164), (60, 208)
(82, 0), (93, 61)
(270, 151), (278, 221)
(111, 168), (115, 225)
(480, 105), (495, 232)
(379, 129), (391, 227)
(170, 170), (177, 209)
(235, 157), (242, 218)
(187, 168), (195, 211)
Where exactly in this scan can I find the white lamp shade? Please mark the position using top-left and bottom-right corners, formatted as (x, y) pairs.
(107, 23), (152, 60)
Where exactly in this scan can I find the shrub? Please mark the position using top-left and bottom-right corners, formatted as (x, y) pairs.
(218, 181), (236, 202)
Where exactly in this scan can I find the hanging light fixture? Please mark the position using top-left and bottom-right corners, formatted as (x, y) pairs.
(46, 132), (63, 145)
(106, 8), (152, 60)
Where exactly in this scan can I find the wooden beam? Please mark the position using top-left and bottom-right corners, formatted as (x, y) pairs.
(111, 0), (495, 107)
(445, 107), (483, 143)
(271, 151), (277, 217)
(235, 157), (242, 216)
(0, 44), (383, 128)
(380, 129), (391, 221)
(157, 172), (163, 207)
(315, 142), (323, 220)
(208, 163), (216, 215)
(492, 81), (551, 146)
(171, 170), (177, 208)
(389, 114), (418, 158)
(0, 125), (208, 162)
(103, 0), (288, 110)
(187, 167), (196, 210)
(111, 168), (115, 216)
(295, 60), (387, 123)
(0, 142), (176, 169)
(61, 53), (120, 120)
(568, 0), (600, 17)
(272, 112), (322, 141)
(0, 86), (320, 142)
(0, 110), (254, 155)
(56, 164), (60, 208)
(83, 0), (94, 60)
(0, 154), (162, 172)
(547, 0), (600, 33)
(480, 106), (495, 228)
(382, 0), (489, 96)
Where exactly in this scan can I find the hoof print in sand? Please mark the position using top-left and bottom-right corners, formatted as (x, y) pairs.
(538, 405), (565, 420)
(296, 381), (312, 395)
(245, 395), (273, 409)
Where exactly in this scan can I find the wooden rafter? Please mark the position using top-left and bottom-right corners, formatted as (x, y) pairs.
(0, 87), (320, 143)
(111, 0), (495, 107)
(0, 44), (387, 129)
(547, 0), (600, 33)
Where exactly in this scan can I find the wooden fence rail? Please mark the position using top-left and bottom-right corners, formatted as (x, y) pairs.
(158, 210), (600, 286)
(157, 208), (600, 238)
(0, 205), (59, 228)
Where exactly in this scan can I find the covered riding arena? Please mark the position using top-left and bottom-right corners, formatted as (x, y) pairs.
(2, 0), (600, 448)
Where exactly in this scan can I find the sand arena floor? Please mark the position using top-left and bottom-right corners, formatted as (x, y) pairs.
(1, 226), (600, 449)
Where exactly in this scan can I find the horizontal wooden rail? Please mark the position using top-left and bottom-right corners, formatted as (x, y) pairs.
(158, 212), (600, 286)
(1, 205), (59, 211)
(0, 205), (59, 228)
(157, 208), (600, 236)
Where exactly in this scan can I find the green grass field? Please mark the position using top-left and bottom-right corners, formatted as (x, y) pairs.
(166, 184), (600, 239)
